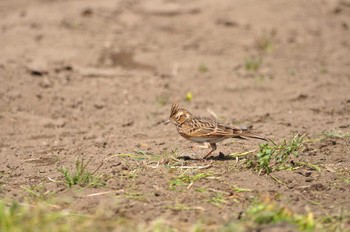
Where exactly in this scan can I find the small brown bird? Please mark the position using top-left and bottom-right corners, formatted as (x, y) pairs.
(165, 103), (271, 159)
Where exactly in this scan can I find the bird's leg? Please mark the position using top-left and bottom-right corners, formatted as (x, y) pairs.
(197, 142), (210, 149)
(202, 143), (217, 159)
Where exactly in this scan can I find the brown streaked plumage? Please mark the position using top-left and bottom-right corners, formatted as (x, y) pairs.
(165, 103), (273, 159)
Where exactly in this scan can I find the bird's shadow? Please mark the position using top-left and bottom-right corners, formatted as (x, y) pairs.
(177, 152), (236, 161)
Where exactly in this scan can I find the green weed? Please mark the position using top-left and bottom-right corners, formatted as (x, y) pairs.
(0, 201), (84, 232)
(318, 211), (350, 232)
(245, 57), (261, 72)
(166, 203), (204, 211)
(59, 158), (106, 188)
(288, 68), (297, 76)
(21, 184), (54, 201)
(0, 200), (174, 232)
(256, 36), (274, 53)
(198, 64), (209, 73)
(246, 134), (310, 174)
(156, 95), (169, 106)
(232, 186), (252, 193)
(322, 130), (350, 139)
(244, 198), (315, 231)
(208, 193), (228, 207)
(169, 172), (212, 190)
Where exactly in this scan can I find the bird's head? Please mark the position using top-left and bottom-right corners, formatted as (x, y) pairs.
(165, 103), (192, 126)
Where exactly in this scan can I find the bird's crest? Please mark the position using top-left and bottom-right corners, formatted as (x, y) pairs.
(170, 103), (180, 117)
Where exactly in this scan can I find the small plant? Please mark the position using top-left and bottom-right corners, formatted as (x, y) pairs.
(0, 200), (85, 232)
(318, 211), (350, 232)
(322, 130), (350, 139)
(146, 149), (184, 166)
(198, 64), (209, 73)
(59, 158), (106, 188)
(245, 57), (261, 72)
(255, 30), (275, 54)
(169, 172), (212, 190)
(21, 184), (54, 201)
(232, 186), (252, 193)
(256, 36), (274, 53)
(166, 203), (204, 211)
(208, 193), (228, 207)
(185, 92), (193, 102)
(288, 68), (296, 76)
(246, 134), (306, 174)
(156, 95), (169, 106)
(320, 66), (328, 74)
(244, 198), (315, 231)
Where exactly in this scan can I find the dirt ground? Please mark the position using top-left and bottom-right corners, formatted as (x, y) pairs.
(1, 0), (350, 231)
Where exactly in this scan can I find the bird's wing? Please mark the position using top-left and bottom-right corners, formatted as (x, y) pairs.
(183, 117), (241, 138)
(216, 122), (243, 137)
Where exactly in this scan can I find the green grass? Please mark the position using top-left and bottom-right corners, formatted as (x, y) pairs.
(0, 200), (172, 232)
(0, 201), (85, 232)
(198, 64), (209, 73)
(169, 172), (213, 190)
(208, 193), (228, 207)
(166, 202), (204, 211)
(256, 36), (274, 53)
(243, 198), (315, 231)
(245, 134), (319, 174)
(1, 198), (348, 232)
(155, 94), (169, 106)
(20, 184), (54, 201)
(59, 158), (106, 188)
(245, 57), (262, 72)
(318, 211), (350, 232)
(322, 130), (350, 139)
(232, 186), (252, 193)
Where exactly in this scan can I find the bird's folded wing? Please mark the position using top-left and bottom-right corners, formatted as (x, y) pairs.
(186, 117), (242, 138)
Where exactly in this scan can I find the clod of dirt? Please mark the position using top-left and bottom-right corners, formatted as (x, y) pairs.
(305, 178), (314, 183)
(97, 49), (156, 72)
(140, 1), (200, 16)
(94, 102), (106, 110)
(122, 121), (134, 127)
(38, 77), (53, 89)
(77, 67), (119, 78)
(95, 137), (107, 148)
(291, 93), (308, 101)
(154, 192), (161, 197)
(310, 183), (327, 191)
(54, 64), (73, 73)
(216, 17), (239, 27)
(298, 171), (312, 177)
(81, 8), (93, 17)
(26, 60), (49, 76)
(42, 118), (66, 128)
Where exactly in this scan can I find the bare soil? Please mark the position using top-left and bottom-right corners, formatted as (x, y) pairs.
(1, 0), (350, 231)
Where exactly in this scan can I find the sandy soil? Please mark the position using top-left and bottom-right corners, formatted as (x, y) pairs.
(1, 0), (350, 230)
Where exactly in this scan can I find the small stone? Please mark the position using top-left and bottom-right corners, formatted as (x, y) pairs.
(95, 137), (107, 148)
(39, 78), (53, 88)
(94, 102), (105, 109)
(26, 60), (48, 76)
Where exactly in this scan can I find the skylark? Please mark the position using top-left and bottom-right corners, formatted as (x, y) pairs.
(165, 103), (272, 159)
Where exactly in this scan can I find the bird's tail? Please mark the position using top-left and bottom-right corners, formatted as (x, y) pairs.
(239, 131), (276, 145)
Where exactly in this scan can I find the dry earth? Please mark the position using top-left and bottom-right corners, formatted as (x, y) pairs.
(0, 0), (350, 231)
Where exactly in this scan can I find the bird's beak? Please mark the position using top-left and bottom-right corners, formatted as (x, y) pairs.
(164, 119), (170, 125)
